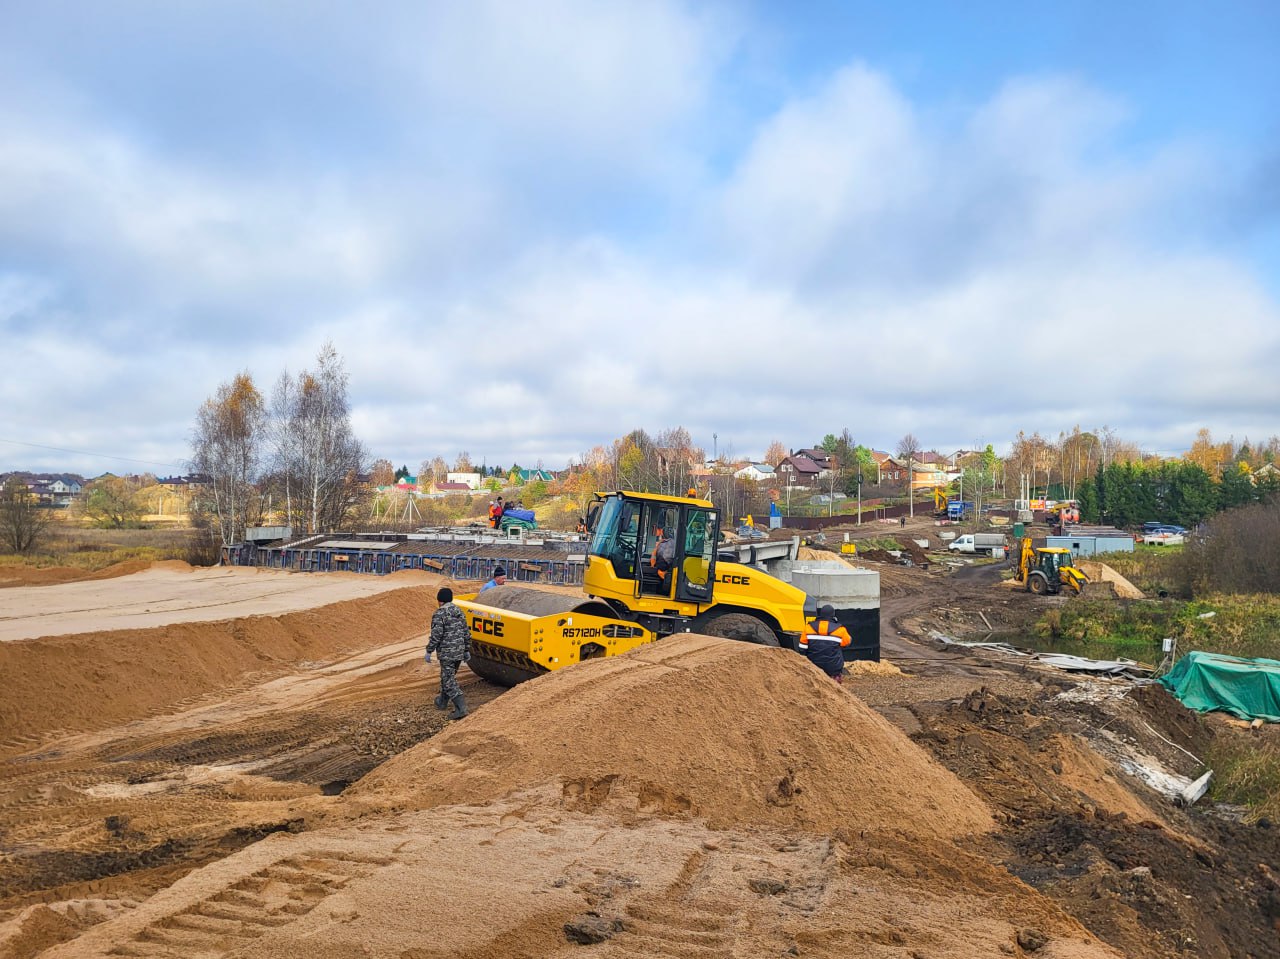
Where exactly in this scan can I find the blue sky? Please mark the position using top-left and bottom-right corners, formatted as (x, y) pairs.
(2, 1), (1278, 477)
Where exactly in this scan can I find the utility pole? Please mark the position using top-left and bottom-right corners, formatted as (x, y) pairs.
(828, 458), (837, 517)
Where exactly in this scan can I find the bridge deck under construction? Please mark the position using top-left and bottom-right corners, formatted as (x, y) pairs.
(222, 527), (591, 585)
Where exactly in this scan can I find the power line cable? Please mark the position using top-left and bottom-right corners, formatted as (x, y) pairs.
(0, 437), (185, 471)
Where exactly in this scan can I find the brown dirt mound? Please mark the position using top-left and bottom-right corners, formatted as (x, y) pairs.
(0, 586), (437, 754)
(793, 546), (934, 596)
(858, 548), (895, 562)
(894, 537), (932, 566)
(0, 559), (160, 588)
(350, 634), (994, 839)
(855, 538), (931, 567)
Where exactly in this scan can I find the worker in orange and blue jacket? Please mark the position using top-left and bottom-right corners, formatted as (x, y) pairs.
(799, 605), (852, 682)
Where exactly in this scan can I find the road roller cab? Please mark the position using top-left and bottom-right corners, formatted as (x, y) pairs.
(458, 490), (811, 685)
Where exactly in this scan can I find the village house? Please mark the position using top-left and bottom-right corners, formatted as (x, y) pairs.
(777, 454), (822, 489)
(37, 476), (83, 506)
(509, 468), (556, 485)
(909, 461), (957, 490)
(734, 463), (775, 483)
(792, 448), (833, 471)
(432, 481), (473, 494)
(7, 473), (86, 507)
(869, 451), (905, 483)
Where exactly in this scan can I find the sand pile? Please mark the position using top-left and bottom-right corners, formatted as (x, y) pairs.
(846, 658), (902, 677)
(0, 583), (439, 751)
(31, 794), (1114, 959)
(796, 546), (856, 565)
(1077, 561), (1145, 599)
(350, 634), (993, 838)
(0, 559), (153, 588)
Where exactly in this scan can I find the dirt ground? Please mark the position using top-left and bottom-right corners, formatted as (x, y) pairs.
(0, 552), (1277, 959)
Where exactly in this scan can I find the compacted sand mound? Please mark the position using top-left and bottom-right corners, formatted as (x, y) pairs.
(0, 559), (154, 588)
(0, 565), (440, 642)
(0, 581), (441, 752)
(351, 633), (994, 839)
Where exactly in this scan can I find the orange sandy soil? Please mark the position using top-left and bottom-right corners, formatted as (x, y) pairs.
(0, 562), (155, 589)
(0, 561), (1277, 959)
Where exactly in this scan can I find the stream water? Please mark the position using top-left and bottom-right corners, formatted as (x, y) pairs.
(964, 629), (1161, 667)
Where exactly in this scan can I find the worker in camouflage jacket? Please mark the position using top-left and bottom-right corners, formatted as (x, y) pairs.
(425, 586), (472, 719)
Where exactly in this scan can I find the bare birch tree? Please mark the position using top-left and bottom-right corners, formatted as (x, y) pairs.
(897, 433), (920, 516)
(191, 372), (266, 546)
(655, 425), (701, 496)
(267, 370), (303, 528)
(417, 457), (447, 489)
(267, 343), (367, 535)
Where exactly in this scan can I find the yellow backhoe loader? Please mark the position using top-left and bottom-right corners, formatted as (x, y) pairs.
(1012, 537), (1091, 596)
(457, 490), (813, 685)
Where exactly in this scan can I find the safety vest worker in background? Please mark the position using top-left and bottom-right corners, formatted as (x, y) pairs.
(799, 605), (852, 682)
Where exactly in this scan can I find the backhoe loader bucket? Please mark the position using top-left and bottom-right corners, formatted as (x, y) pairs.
(456, 585), (656, 687)
(1077, 580), (1116, 599)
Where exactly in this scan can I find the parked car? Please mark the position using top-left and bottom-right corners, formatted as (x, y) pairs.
(1142, 522), (1187, 535)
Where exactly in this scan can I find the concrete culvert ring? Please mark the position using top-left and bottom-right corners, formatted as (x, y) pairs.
(695, 612), (779, 647)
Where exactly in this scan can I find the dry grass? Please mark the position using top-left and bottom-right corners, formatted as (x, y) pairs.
(1094, 547), (1185, 597)
(1205, 735), (1280, 823)
(0, 521), (207, 570)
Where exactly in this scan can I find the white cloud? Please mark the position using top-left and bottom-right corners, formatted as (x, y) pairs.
(405, 0), (727, 174)
(1, 17), (1277, 475)
(714, 64), (926, 281)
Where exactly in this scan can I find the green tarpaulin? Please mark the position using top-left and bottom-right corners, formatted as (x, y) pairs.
(1159, 651), (1280, 723)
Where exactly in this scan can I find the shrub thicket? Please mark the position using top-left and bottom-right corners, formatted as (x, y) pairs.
(1178, 499), (1280, 596)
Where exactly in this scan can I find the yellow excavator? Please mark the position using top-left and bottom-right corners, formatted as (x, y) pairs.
(457, 490), (812, 685)
(933, 487), (952, 513)
(1045, 501), (1081, 526)
(1012, 537), (1091, 596)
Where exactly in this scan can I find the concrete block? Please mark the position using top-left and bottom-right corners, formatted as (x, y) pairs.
(773, 561), (880, 607)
